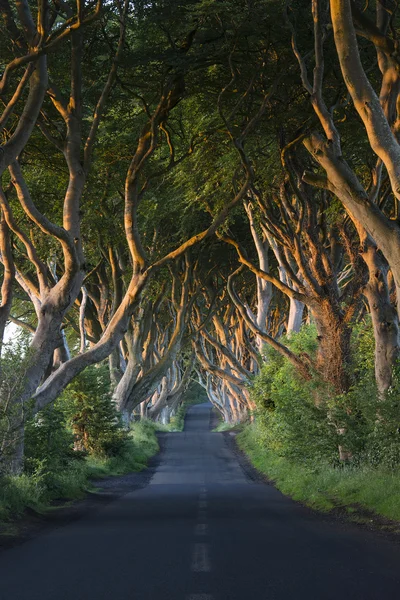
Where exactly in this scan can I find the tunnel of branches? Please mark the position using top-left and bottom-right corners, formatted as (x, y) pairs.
(2, 0), (400, 472)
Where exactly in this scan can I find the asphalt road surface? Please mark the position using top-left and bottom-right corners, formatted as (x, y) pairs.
(1, 402), (400, 600)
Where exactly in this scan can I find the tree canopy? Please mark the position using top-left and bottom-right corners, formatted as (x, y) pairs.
(2, 0), (400, 476)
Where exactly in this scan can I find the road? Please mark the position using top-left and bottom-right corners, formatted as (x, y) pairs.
(1, 402), (400, 600)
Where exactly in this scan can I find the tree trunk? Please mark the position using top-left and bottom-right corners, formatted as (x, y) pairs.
(113, 355), (142, 416)
(313, 306), (352, 393)
(266, 234), (305, 336)
(0, 216), (15, 360)
(109, 349), (123, 387)
(245, 202), (272, 351)
(362, 237), (399, 396)
(8, 433), (24, 475)
(287, 298), (305, 335)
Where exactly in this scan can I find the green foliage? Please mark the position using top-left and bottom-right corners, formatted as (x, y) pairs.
(60, 365), (128, 459)
(251, 321), (400, 468)
(237, 423), (400, 521)
(0, 463), (89, 522)
(253, 326), (337, 465)
(0, 473), (48, 521)
(351, 317), (376, 378)
(213, 420), (244, 433)
(333, 321), (400, 469)
(362, 367), (400, 469)
(24, 403), (79, 478)
(85, 419), (159, 478)
(0, 364), (161, 523)
(240, 320), (400, 520)
(168, 404), (189, 432)
(0, 418), (160, 523)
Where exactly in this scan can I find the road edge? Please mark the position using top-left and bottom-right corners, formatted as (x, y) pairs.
(224, 429), (400, 543)
(0, 432), (166, 554)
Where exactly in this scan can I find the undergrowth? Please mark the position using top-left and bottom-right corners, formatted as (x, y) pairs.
(233, 322), (400, 523)
(237, 422), (400, 521)
(0, 420), (159, 523)
(213, 420), (244, 433)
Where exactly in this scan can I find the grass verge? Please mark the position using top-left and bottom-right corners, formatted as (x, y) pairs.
(0, 420), (159, 523)
(213, 421), (244, 433)
(86, 419), (159, 478)
(237, 422), (400, 522)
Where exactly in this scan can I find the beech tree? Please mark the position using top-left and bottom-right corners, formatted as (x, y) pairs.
(289, 0), (400, 393)
(4, 0), (400, 472)
(2, 0), (277, 468)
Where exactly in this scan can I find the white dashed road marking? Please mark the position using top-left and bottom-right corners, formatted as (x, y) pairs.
(190, 489), (212, 597)
(191, 543), (211, 572)
(195, 523), (208, 536)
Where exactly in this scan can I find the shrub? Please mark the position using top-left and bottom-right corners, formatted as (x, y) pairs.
(251, 320), (400, 469)
(60, 365), (128, 458)
(252, 327), (337, 465)
(24, 403), (77, 473)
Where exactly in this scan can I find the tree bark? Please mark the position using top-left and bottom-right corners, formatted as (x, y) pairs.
(0, 216), (15, 357)
(361, 233), (399, 395)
